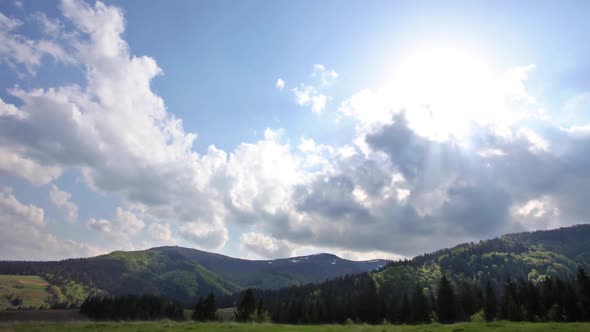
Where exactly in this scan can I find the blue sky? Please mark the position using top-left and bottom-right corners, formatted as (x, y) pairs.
(1, 0), (590, 261)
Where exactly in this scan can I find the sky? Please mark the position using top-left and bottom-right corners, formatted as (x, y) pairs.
(1, 0), (590, 261)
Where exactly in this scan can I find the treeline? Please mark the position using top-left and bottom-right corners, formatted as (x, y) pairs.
(79, 294), (184, 320)
(235, 267), (590, 324)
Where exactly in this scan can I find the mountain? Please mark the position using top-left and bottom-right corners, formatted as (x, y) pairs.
(0, 246), (388, 306)
(237, 224), (590, 324)
(154, 246), (387, 289)
(3, 224), (588, 309)
(375, 224), (590, 294)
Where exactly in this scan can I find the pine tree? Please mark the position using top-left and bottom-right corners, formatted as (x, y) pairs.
(191, 296), (205, 321)
(437, 274), (456, 324)
(203, 292), (217, 321)
(400, 293), (411, 324)
(235, 289), (256, 322)
(411, 283), (430, 323)
(577, 267), (590, 320)
(483, 280), (497, 321)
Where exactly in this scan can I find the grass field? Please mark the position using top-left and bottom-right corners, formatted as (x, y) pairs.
(0, 321), (589, 332)
(0, 276), (51, 310)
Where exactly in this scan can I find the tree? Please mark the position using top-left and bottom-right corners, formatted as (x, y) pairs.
(500, 278), (523, 321)
(192, 297), (205, 321)
(577, 267), (590, 320)
(400, 293), (411, 324)
(235, 289), (256, 322)
(193, 292), (217, 321)
(203, 292), (217, 321)
(483, 280), (497, 321)
(437, 275), (456, 323)
(411, 283), (430, 323)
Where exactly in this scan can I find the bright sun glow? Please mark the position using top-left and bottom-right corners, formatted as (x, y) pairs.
(388, 46), (530, 142)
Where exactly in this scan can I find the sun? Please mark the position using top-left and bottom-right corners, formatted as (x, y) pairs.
(387, 45), (502, 142)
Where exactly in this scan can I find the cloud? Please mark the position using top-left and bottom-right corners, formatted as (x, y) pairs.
(49, 184), (78, 222)
(293, 84), (327, 113)
(115, 207), (144, 235)
(312, 64), (338, 86)
(275, 78), (285, 91)
(290, 64), (337, 113)
(240, 232), (295, 259)
(87, 218), (111, 233)
(31, 12), (63, 37)
(0, 0), (231, 251)
(0, 187), (97, 260)
(0, 186), (44, 226)
(0, 12), (71, 74)
(2, 0), (590, 260)
(562, 124), (590, 137)
(147, 222), (173, 243)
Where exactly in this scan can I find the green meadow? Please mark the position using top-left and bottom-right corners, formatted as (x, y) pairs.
(0, 276), (52, 310)
(1, 322), (590, 332)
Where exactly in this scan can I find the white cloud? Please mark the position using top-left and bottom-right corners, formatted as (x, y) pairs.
(0, 187), (44, 225)
(312, 64), (338, 86)
(49, 184), (78, 222)
(0, 12), (71, 74)
(178, 221), (228, 250)
(0, 0), (231, 252)
(293, 84), (327, 113)
(87, 218), (112, 233)
(519, 128), (550, 152)
(115, 207), (144, 235)
(31, 12), (63, 37)
(3, 0), (590, 261)
(148, 222), (172, 243)
(240, 232), (295, 259)
(275, 78), (285, 90)
(562, 124), (590, 137)
(0, 188), (96, 260)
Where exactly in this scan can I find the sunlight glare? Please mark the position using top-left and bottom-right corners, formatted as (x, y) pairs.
(388, 46), (504, 142)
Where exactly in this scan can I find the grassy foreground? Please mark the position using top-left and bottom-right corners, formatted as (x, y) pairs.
(1, 321), (590, 332)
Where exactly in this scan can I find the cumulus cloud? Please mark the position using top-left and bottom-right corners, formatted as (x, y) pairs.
(275, 78), (285, 90)
(87, 218), (111, 233)
(240, 232), (295, 259)
(312, 64), (338, 86)
(0, 186), (44, 226)
(0, 187), (97, 260)
(0, 0), (232, 251)
(49, 184), (78, 222)
(148, 222), (173, 243)
(115, 207), (144, 235)
(293, 84), (327, 113)
(1, 0), (590, 260)
(0, 11), (71, 74)
(290, 64), (337, 113)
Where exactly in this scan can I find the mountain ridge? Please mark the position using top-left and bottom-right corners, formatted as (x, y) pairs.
(0, 245), (389, 306)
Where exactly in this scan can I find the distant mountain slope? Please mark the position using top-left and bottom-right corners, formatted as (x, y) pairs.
(0, 247), (388, 305)
(375, 224), (590, 293)
(154, 246), (387, 289)
(233, 224), (590, 321)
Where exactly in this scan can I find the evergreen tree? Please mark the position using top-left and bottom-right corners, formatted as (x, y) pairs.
(500, 278), (523, 321)
(235, 289), (256, 322)
(577, 267), (590, 320)
(191, 296), (205, 321)
(203, 292), (217, 321)
(411, 283), (430, 323)
(400, 293), (411, 324)
(483, 280), (497, 321)
(437, 275), (456, 323)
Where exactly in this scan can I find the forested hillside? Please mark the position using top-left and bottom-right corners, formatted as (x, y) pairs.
(377, 224), (590, 294)
(0, 246), (387, 307)
(240, 225), (590, 324)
